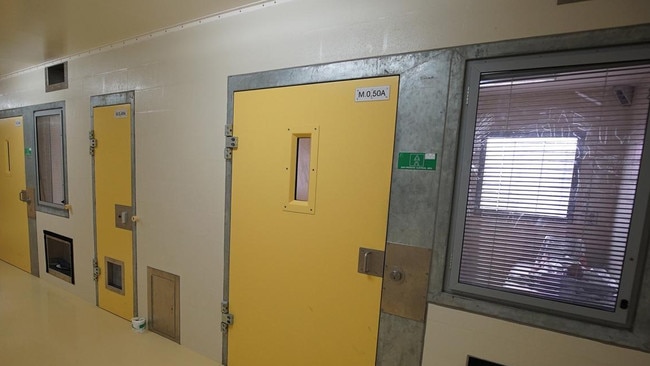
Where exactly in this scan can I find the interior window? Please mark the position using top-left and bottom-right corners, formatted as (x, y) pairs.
(449, 57), (650, 324)
(35, 107), (68, 217)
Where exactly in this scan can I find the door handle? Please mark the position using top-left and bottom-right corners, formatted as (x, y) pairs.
(361, 251), (371, 273)
(18, 190), (31, 203)
(357, 247), (385, 277)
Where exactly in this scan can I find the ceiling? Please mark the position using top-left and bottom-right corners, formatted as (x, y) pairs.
(0, 0), (260, 78)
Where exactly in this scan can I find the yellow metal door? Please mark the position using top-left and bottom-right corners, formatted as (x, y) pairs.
(229, 76), (399, 365)
(94, 104), (134, 320)
(0, 116), (31, 272)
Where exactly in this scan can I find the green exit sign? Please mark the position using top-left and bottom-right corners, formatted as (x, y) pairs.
(398, 152), (437, 171)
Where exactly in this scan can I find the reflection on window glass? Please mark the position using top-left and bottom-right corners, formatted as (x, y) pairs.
(295, 137), (311, 201)
(480, 136), (578, 218)
(36, 111), (66, 206)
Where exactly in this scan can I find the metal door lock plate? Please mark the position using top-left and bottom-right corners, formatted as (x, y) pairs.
(380, 242), (431, 322)
(19, 188), (36, 219)
(114, 204), (134, 231)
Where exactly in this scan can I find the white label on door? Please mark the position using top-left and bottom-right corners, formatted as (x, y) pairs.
(114, 110), (128, 118)
(14, 119), (21, 127)
(355, 86), (390, 102)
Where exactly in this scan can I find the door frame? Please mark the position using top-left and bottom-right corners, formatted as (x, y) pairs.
(90, 91), (137, 313)
(224, 56), (443, 365)
(0, 107), (40, 276)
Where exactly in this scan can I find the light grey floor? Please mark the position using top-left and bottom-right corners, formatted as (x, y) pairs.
(0, 260), (219, 366)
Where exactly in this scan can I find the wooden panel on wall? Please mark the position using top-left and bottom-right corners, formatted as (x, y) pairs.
(147, 267), (180, 343)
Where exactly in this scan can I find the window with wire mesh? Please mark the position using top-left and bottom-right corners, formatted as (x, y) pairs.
(449, 57), (650, 324)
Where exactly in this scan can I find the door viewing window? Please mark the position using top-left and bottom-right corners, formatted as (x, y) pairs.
(448, 48), (650, 325)
(295, 137), (311, 201)
(284, 126), (319, 214)
(35, 106), (68, 217)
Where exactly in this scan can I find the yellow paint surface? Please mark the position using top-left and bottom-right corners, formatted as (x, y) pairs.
(0, 117), (30, 272)
(94, 105), (134, 320)
(229, 76), (399, 365)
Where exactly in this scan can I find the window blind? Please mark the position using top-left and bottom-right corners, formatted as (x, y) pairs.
(458, 64), (650, 312)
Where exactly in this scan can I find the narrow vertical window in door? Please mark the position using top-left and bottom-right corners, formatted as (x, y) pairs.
(284, 127), (319, 214)
(295, 137), (311, 201)
(4, 140), (10, 174)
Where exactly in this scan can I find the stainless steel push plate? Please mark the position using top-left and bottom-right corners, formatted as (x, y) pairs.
(114, 204), (133, 231)
(357, 247), (385, 277)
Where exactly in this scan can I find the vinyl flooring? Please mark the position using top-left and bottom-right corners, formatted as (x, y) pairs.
(0, 260), (220, 366)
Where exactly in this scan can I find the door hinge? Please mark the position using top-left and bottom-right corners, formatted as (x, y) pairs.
(89, 130), (97, 156)
(221, 300), (234, 333)
(92, 257), (100, 282)
(224, 124), (238, 160)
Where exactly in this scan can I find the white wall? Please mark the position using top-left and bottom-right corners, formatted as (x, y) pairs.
(1, 0), (649, 363)
(423, 305), (650, 366)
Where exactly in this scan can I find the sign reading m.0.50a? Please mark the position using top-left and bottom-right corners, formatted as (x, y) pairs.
(355, 86), (390, 102)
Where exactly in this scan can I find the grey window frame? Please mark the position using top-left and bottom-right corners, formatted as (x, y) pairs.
(447, 46), (650, 327)
(33, 103), (69, 218)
